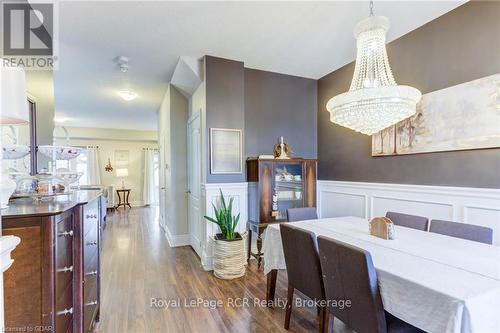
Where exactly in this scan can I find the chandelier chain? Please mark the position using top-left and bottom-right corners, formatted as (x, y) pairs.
(369, 0), (374, 16)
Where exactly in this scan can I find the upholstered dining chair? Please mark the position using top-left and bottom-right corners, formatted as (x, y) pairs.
(386, 211), (429, 231)
(280, 223), (327, 332)
(317, 236), (424, 333)
(429, 220), (493, 245)
(287, 207), (318, 222)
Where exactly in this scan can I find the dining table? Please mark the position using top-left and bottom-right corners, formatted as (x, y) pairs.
(262, 216), (500, 333)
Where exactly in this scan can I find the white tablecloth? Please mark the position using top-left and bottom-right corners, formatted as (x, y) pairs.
(262, 216), (500, 333)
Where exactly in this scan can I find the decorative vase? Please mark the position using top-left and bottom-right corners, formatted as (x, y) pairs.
(212, 232), (246, 279)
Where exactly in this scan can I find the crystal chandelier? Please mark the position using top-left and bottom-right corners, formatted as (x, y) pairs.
(326, 1), (421, 135)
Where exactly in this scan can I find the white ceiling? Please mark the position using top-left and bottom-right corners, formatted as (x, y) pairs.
(54, 1), (465, 131)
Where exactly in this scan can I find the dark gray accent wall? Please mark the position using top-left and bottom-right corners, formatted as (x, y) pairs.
(317, 1), (500, 188)
(205, 56), (246, 183)
(245, 68), (317, 159)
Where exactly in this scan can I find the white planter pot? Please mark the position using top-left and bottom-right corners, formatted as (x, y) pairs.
(213, 232), (246, 279)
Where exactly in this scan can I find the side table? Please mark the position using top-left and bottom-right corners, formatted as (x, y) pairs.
(116, 189), (132, 209)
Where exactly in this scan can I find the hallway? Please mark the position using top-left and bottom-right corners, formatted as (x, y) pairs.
(97, 207), (320, 333)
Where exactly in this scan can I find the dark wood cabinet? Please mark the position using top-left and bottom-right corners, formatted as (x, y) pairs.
(247, 158), (317, 223)
(2, 192), (102, 333)
(81, 199), (100, 332)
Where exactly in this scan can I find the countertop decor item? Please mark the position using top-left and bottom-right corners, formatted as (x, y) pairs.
(204, 189), (245, 279)
(326, 0), (421, 135)
(38, 145), (82, 160)
(2, 144), (30, 160)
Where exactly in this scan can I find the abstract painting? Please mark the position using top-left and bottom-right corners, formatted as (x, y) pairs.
(372, 73), (500, 156)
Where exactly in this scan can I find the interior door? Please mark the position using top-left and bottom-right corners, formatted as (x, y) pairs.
(158, 130), (167, 229)
(187, 113), (202, 256)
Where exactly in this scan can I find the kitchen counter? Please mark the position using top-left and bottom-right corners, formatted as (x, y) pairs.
(2, 189), (102, 218)
(2, 189), (103, 333)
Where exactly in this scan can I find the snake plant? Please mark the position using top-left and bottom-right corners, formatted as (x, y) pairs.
(204, 189), (241, 240)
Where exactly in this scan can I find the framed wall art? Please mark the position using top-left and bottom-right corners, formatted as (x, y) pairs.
(114, 149), (130, 166)
(210, 128), (243, 174)
(372, 73), (500, 156)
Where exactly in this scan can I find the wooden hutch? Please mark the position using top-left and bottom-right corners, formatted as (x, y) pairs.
(246, 158), (317, 266)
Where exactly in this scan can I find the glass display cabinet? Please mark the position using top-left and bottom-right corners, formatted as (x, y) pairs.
(247, 158), (317, 223)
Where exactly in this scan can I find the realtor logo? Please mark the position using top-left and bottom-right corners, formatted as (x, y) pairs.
(2, 2), (58, 69)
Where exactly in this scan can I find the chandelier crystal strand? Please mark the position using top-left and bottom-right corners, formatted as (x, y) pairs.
(326, 2), (421, 135)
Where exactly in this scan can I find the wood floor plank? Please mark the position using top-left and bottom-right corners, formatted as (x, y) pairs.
(96, 206), (349, 333)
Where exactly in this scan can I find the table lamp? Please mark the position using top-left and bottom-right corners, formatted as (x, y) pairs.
(1, 62), (29, 209)
(116, 168), (129, 189)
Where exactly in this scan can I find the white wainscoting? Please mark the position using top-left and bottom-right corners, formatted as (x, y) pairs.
(317, 181), (500, 245)
(201, 182), (248, 270)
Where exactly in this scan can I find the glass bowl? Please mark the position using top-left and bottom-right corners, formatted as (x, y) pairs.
(38, 145), (82, 160)
(2, 144), (30, 160)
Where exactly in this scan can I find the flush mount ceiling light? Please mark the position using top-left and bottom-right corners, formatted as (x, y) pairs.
(114, 56), (138, 101)
(118, 90), (138, 101)
(326, 1), (421, 135)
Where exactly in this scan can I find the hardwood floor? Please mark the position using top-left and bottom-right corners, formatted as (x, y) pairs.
(97, 206), (346, 333)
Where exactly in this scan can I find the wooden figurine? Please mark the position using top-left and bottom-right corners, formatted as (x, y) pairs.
(273, 136), (292, 159)
(369, 217), (396, 240)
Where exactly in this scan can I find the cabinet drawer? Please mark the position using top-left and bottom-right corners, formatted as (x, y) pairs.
(83, 200), (99, 236)
(56, 236), (73, 270)
(55, 281), (73, 333)
(83, 274), (98, 333)
(84, 227), (98, 270)
(56, 269), (73, 301)
(83, 302), (98, 333)
(83, 272), (98, 303)
(84, 251), (98, 277)
(56, 218), (74, 269)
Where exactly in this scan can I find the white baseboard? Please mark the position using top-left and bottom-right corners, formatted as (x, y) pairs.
(317, 180), (500, 245)
(164, 225), (190, 247)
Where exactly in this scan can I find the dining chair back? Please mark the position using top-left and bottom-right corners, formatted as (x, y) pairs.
(386, 212), (429, 231)
(318, 236), (424, 333)
(280, 223), (326, 331)
(287, 207), (318, 222)
(318, 236), (386, 333)
(430, 220), (493, 244)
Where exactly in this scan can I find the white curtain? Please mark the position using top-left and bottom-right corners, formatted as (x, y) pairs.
(143, 149), (155, 206)
(86, 146), (101, 185)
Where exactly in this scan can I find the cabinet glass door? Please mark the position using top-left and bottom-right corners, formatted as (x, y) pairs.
(271, 162), (304, 220)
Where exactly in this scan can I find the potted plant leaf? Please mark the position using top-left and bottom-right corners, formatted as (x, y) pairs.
(204, 189), (246, 279)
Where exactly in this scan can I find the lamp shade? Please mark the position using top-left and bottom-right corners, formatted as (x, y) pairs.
(116, 168), (129, 177)
(1, 63), (29, 124)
